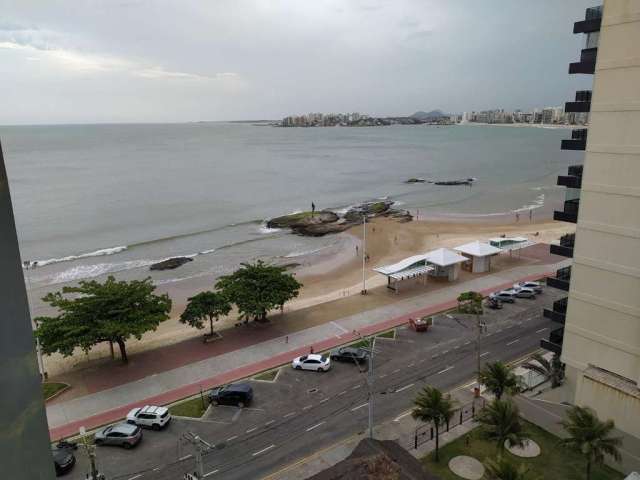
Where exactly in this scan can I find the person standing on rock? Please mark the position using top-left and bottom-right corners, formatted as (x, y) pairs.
(311, 202), (316, 218)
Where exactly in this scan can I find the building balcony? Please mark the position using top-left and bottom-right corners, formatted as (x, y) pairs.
(573, 6), (603, 34)
(561, 129), (588, 151)
(565, 90), (592, 113)
(543, 297), (568, 324)
(550, 233), (575, 258)
(541, 326), (565, 355)
(554, 198), (580, 223)
(569, 47), (597, 74)
(557, 164), (583, 189)
(547, 266), (571, 291)
(540, 339), (562, 355)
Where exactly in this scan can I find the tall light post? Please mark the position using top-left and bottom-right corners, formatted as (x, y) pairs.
(361, 214), (367, 295)
(353, 329), (375, 438)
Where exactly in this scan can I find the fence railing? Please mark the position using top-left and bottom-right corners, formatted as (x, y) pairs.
(411, 397), (486, 449)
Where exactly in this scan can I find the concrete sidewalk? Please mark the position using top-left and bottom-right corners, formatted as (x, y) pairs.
(47, 261), (563, 440)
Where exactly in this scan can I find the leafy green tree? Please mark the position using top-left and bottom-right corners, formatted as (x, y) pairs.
(457, 291), (483, 314)
(560, 406), (622, 480)
(522, 352), (564, 388)
(485, 455), (539, 480)
(477, 398), (526, 453)
(35, 276), (171, 363)
(412, 386), (456, 462)
(216, 260), (302, 322)
(180, 291), (231, 337)
(479, 361), (522, 400)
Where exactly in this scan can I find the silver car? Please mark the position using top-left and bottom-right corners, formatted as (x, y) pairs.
(94, 423), (142, 449)
(511, 287), (536, 299)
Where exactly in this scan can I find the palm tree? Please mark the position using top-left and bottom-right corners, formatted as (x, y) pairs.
(485, 455), (539, 480)
(479, 361), (522, 399)
(522, 353), (564, 388)
(477, 398), (526, 452)
(412, 386), (456, 462)
(560, 406), (622, 480)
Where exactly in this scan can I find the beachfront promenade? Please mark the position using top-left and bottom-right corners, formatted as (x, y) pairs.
(47, 255), (569, 440)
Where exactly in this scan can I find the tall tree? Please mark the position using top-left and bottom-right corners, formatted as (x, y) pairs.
(485, 455), (539, 480)
(216, 260), (302, 322)
(479, 361), (522, 400)
(411, 386), (456, 462)
(522, 353), (564, 388)
(180, 291), (231, 337)
(35, 276), (171, 363)
(477, 398), (526, 453)
(560, 406), (622, 480)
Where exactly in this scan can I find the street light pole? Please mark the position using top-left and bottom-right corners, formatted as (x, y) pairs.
(361, 214), (367, 295)
(367, 334), (376, 439)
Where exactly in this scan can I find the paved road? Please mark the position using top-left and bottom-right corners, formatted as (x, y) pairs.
(65, 291), (562, 480)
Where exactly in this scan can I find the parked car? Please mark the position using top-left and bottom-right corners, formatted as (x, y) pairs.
(490, 291), (516, 303)
(126, 405), (171, 430)
(292, 354), (331, 372)
(52, 447), (76, 476)
(486, 297), (503, 309)
(512, 287), (536, 299)
(330, 347), (368, 363)
(94, 423), (142, 449)
(513, 281), (543, 294)
(208, 383), (253, 407)
(409, 316), (432, 332)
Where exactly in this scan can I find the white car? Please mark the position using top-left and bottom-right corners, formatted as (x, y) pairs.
(513, 281), (543, 294)
(126, 405), (171, 430)
(292, 354), (331, 372)
(491, 290), (517, 303)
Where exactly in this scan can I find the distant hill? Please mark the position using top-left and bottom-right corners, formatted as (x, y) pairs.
(410, 109), (448, 120)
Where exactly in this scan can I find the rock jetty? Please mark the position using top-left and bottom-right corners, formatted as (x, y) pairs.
(150, 257), (193, 271)
(267, 201), (412, 237)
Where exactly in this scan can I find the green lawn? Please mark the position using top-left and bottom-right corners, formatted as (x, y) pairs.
(168, 396), (208, 418)
(42, 382), (68, 400)
(253, 368), (280, 382)
(422, 421), (623, 480)
(350, 329), (396, 348)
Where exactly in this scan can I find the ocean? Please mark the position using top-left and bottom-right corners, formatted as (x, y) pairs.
(1, 122), (582, 304)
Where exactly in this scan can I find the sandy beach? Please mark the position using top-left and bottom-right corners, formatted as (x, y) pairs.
(42, 214), (575, 377)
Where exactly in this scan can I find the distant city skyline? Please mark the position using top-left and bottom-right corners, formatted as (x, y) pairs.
(1, 0), (596, 125)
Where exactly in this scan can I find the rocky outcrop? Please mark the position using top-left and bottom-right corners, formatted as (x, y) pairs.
(405, 178), (426, 183)
(267, 201), (412, 237)
(150, 257), (193, 271)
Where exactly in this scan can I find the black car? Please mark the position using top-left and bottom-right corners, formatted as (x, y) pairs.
(330, 347), (368, 364)
(52, 447), (76, 476)
(208, 383), (253, 407)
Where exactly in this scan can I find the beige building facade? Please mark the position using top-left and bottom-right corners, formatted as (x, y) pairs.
(561, 0), (640, 439)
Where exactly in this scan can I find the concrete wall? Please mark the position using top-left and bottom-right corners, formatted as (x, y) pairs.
(562, 0), (640, 436)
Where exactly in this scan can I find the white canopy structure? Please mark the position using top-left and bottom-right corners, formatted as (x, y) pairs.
(374, 254), (434, 293)
(488, 236), (535, 252)
(454, 241), (502, 273)
(423, 248), (467, 281)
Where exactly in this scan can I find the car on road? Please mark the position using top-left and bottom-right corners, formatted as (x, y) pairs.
(94, 423), (142, 449)
(409, 316), (432, 332)
(330, 347), (368, 364)
(52, 447), (76, 476)
(126, 405), (171, 430)
(292, 353), (331, 372)
(510, 287), (536, 299)
(209, 383), (254, 407)
(490, 291), (516, 303)
(513, 281), (543, 294)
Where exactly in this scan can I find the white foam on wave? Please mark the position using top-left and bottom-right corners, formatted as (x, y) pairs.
(259, 224), (282, 234)
(513, 193), (545, 213)
(49, 258), (156, 283)
(284, 246), (329, 258)
(29, 245), (128, 267)
(199, 249), (216, 255)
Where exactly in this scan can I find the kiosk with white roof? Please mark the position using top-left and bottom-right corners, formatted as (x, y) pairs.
(423, 248), (468, 281)
(454, 240), (502, 273)
(373, 254), (434, 294)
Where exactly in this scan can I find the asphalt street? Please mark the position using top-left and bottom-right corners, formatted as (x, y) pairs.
(64, 289), (563, 480)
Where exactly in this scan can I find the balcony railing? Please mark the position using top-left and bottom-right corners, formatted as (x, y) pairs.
(550, 233), (575, 258)
(561, 129), (588, 151)
(557, 165), (583, 189)
(554, 199), (580, 223)
(547, 266), (571, 291)
(569, 48), (597, 74)
(568, 165), (583, 177)
(565, 90), (592, 113)
(550, 327), (565, 345)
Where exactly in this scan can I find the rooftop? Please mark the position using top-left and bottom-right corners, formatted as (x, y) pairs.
(424, 248), (468, 267)
(454, 240), (502, 257)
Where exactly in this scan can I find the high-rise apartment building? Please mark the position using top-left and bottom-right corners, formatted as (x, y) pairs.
(544, 0), (640, 439)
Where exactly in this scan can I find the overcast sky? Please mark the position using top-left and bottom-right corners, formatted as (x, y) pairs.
(0, 0), (595, 125)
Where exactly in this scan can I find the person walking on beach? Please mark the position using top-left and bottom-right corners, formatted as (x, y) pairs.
(355, 244), (359, 256)
(311, 202), (316, 218)
(529, 209), (533, 222)
(515, 212), (520, 222)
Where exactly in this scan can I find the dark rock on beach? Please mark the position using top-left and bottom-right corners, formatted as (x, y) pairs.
(405, 178), (426, 183)
(150, 257), (194, 271)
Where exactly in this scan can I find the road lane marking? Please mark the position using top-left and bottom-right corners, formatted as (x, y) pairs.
(302, 405), (313, 410)
(395, 383), (415, 393)
(536, 328), (548, 333)
(351, 402), (368, 411)
(226, 436), (238, 442)
(319, 397), (330, 404)
(283, 412), (296, 418)
(379, 374), (387, 378)
(506, 339), (520, 346)
(394, 410), (413, 422)
(246, 427), (258, 433)
(453, 345), (460, 349)
(265, 420), (275, 426)
(338, 390), (347, 396)
(306, 421), (325, 432)
(252, 444), (276, 456)
(331, 321), (349, 334)
(407, 362), (415, 367)
(129, 475), (143, 480)
(480, 351), (490, 357)
(178, 454), (193, 461)
(464, 341), (471, 346)
(203, 470), (218, 477)
(443, 350), (450, 354)
(437, 366), (454, 375)
(392, 369), (401, 374)
(506, 325), (514, 329)
(497, 329), (502, 333)
(352, 384), (362, 390)
(486, 333), (493, 336)
(431, 354), (438, 359)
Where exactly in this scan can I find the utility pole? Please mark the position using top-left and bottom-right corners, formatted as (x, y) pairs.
(474, 300), (485, 397)
(182, 432), (213, 479)
(367, 334), (376, 439)
(361, 214), (367, 295)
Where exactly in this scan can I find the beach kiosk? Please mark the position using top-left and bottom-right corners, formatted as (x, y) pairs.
(454, 240), (502, 273)
(423, 248), (467, 282)
(373, 254), (434, 294)
(488, 236), (536, 257)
